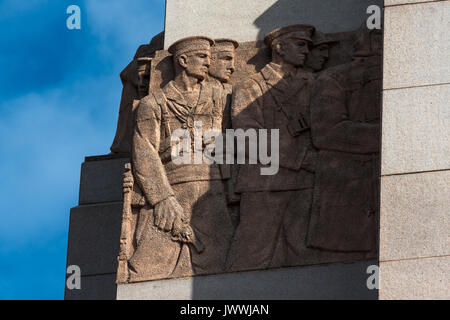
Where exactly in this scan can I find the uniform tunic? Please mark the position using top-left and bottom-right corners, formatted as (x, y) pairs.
(227, 62), (321, 271)
(307, 55), (381, 253)
(128, 80), (234, 281)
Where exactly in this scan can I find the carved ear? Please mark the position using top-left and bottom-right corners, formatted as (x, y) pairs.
(178, 54), (188, 69)
(274, 42), (283, 56)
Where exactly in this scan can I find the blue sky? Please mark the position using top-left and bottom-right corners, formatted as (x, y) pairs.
(0, 0), (165, 299)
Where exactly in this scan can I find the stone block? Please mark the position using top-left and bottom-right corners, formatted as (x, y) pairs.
(380, 171), (450, 261)
(379, 256), (450, 300)
(66, 202), (123, 276)
(65, 274), (117, 300)
(117, 261), (378, 300)
(383, 1), (450, 89)
(164, 0), (383, 48)
(79, 155), (129, 205)
(381, 84), (450, 175)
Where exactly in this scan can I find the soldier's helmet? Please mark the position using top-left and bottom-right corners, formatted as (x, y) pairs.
(312, 31), (337, 48)
(264, 24), (316, 47)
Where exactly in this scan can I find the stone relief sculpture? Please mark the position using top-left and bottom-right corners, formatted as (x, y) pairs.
(118, 37), (234, 282)
(208, 39), (238, 90)
(307, 27), (382, 253)
(227, 25), (319, 271)
(116, 24), (382, 283)
(110, 32), (164, 155)
(304, 31), (337, 73)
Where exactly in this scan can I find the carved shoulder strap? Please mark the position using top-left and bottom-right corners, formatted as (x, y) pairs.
(152, 91), (171, 137)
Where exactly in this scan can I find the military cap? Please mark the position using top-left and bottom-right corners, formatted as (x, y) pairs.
(312, 31), (337, 47)
(168, 36), (214, 57)
(136, 57), (152, 72)
(264, 24), (315, 47)
(136, 57), (152, 65)
(212, 38), (239, 52)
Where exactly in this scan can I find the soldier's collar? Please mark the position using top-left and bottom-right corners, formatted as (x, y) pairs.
(197, 81), (212, 107)
(262, 62), (312, 87)
(164, 80), (212, 109)
(206, 76), (226, 90)
(293, 68), (313, 81)
(164, 81), (188, 106)
(261, 63), (284, 86)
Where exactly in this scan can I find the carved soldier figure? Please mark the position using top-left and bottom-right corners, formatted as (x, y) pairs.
(126, 36), (234, 281)
(110, 32), (164, 154)
(305, 31), (336, 73)
(208, 39), (242, 210)
(227, 25), (321, 272)
(208, 39), (238, 91)
(136, 57), (153, 99)
(208, 38), (239, 129)
(306, 27), (382, 254)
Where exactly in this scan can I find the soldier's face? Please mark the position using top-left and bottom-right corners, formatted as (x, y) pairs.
(305, 44), (330, 71)
(209, 50), (235, 83)
(279, 36), (310, 67)
(137, 66), (150, 98)
(184, 50), (211, 80)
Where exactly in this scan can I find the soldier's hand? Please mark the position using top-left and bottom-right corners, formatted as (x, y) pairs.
(154, 196), (185, 234)
(122, 171), (134, 193)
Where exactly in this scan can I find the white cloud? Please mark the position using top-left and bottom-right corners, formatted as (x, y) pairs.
(0, 75), (120, 246)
